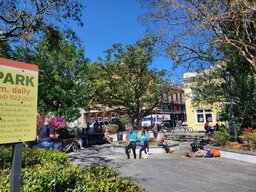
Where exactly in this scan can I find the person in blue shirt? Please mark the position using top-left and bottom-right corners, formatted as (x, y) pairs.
(125, 127), (138, 159)
(138, 129), (150, 159)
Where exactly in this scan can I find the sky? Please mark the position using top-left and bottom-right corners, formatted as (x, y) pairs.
(72, 0), (185, 83)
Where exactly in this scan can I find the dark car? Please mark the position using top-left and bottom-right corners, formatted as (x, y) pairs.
(161, 120), (176, 131)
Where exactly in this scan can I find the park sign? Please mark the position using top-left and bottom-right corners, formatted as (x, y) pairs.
(0, 58), (38, 144)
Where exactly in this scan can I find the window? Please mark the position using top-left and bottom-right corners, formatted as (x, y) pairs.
(97, 113), (102, 121)
(196, 109), (213, 123)
(90, 114), (94, 123)
(103, 113), (108, 121)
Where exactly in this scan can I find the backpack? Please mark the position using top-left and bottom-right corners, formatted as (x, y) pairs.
(204, 152), (213, 158)
(209, 149), (221, 157)
(190, 142), (203, 152)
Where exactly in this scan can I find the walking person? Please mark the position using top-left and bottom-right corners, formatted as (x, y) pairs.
(125, 127), (137, 159)
(138, 129), (150, 159)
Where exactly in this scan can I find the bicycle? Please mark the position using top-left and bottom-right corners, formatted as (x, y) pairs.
(63, 139), (79, 152)
(179, 125), (193, 133)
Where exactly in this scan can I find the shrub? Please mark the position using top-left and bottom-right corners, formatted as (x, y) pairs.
(0, 147), (145, 192)
(212, 131), (231, 146)
(241, 128), (256, 134)
(242, 132), (256, 151)
(0, 147), (70, 170)
(104, 124), (119, 133)
(0, 146), (12, 170)
(111, 118), (130, 131)
(22, 148), (70, 168)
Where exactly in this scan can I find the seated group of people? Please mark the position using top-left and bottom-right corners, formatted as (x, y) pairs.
(125, 127), (150, 159)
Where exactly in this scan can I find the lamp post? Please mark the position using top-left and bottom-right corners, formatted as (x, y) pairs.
(224, 69), (238, 142)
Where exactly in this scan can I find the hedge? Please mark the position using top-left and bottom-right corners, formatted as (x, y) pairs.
(0, 146), (145, 192)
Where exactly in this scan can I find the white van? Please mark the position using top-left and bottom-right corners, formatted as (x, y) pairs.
(141, 114), (170, 127)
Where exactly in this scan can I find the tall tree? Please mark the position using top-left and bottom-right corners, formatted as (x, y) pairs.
(12, 34), (93, 121)
(0, 0), (84, 42)
(92, 38), (169, 129)
(191, 45), (256, 127)
(139, 0), (256, 71)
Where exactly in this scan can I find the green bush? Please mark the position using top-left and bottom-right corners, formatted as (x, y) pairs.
(104, 124), (119, 133)
(111, 118), (130, 131)
(242, 132), (256, 150)
(212, 131), (231, 146)
(0, 147), (145, 192)
(0, 146), (12, 170)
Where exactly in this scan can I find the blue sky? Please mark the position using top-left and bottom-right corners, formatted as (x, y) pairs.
(73, 0), (185, 83)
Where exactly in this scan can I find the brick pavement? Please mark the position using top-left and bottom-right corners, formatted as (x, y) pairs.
(69, 143), (256, 192)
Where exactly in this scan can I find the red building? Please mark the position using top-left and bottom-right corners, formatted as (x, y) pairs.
(162, 88), (186, 121)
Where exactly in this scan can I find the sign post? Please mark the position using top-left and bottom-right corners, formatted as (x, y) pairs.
(0, 58), (38, 192)
(10, 143), (23, 192)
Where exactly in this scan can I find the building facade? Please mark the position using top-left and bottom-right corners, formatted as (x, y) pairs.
(161, 88), (186, 122)
(183, 72), (221, 131)
(75, 88), (186, 128)
(75, 108), (127, 128)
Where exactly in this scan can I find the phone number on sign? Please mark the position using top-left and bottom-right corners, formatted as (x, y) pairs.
(0, 94), (35, 102)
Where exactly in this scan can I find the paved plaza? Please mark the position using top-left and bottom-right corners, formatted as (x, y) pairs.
(70, 143), (256, 192)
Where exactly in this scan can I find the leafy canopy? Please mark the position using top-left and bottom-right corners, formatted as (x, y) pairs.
(190, 45), (256, 127)
(11, 34), (93, 121)
(0, 0), (84, 42)
(92, 37), (170, 128)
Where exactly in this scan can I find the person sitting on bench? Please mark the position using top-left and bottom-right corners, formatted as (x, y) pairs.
(103, 128), (113, 143)
(158, 136), (174, 153)
(125, 127), (138, 159)
(138, 129), (150, 159)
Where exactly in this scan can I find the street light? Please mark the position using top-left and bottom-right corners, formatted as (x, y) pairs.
(224, 68), (238, 142)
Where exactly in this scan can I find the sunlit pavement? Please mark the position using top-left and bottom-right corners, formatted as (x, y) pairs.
(69, 143), (256, 192)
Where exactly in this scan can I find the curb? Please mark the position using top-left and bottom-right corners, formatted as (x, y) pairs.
(110, 145), (179, 154)
(220, 150), (256, 164)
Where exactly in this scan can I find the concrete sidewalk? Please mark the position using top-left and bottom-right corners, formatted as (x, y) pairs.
(69, 143), (256, 192)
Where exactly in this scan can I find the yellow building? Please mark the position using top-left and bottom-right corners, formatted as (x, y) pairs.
(183, 70), (223, 131)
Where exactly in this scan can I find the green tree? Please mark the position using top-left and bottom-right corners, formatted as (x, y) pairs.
(191, 46), (256, 127)
(0, 0), (84, 42)
(12, 35), (92, 121)
(92, 38), (169, 129)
